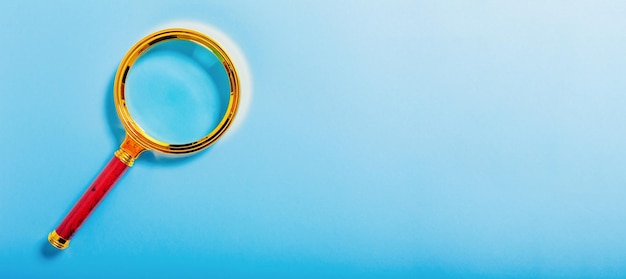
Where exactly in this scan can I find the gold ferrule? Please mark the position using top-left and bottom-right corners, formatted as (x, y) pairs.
(115, 135), (146, 166)
(114, 149), (135, 167)
(48, 230), (70, 250)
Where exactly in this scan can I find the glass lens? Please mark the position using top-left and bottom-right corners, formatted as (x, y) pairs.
(125, 40), (230, 144)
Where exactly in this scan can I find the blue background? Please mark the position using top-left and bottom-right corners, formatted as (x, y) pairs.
(2, 1), (626, 278)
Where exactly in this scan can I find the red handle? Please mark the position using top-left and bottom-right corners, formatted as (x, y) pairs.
(48, 155), (129, 249)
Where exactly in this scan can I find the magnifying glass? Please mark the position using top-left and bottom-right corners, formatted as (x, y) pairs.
(48, 28), (240, 250)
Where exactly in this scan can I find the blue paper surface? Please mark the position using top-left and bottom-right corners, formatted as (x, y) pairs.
(2, 1), (626, 278)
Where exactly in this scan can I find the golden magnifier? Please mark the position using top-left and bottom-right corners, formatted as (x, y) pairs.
(48, 28), (240, 249)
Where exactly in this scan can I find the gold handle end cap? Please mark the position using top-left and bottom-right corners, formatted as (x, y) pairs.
(48, 230), (70, 250)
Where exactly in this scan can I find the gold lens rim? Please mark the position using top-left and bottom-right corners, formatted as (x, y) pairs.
(113, 28), (240, 155)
